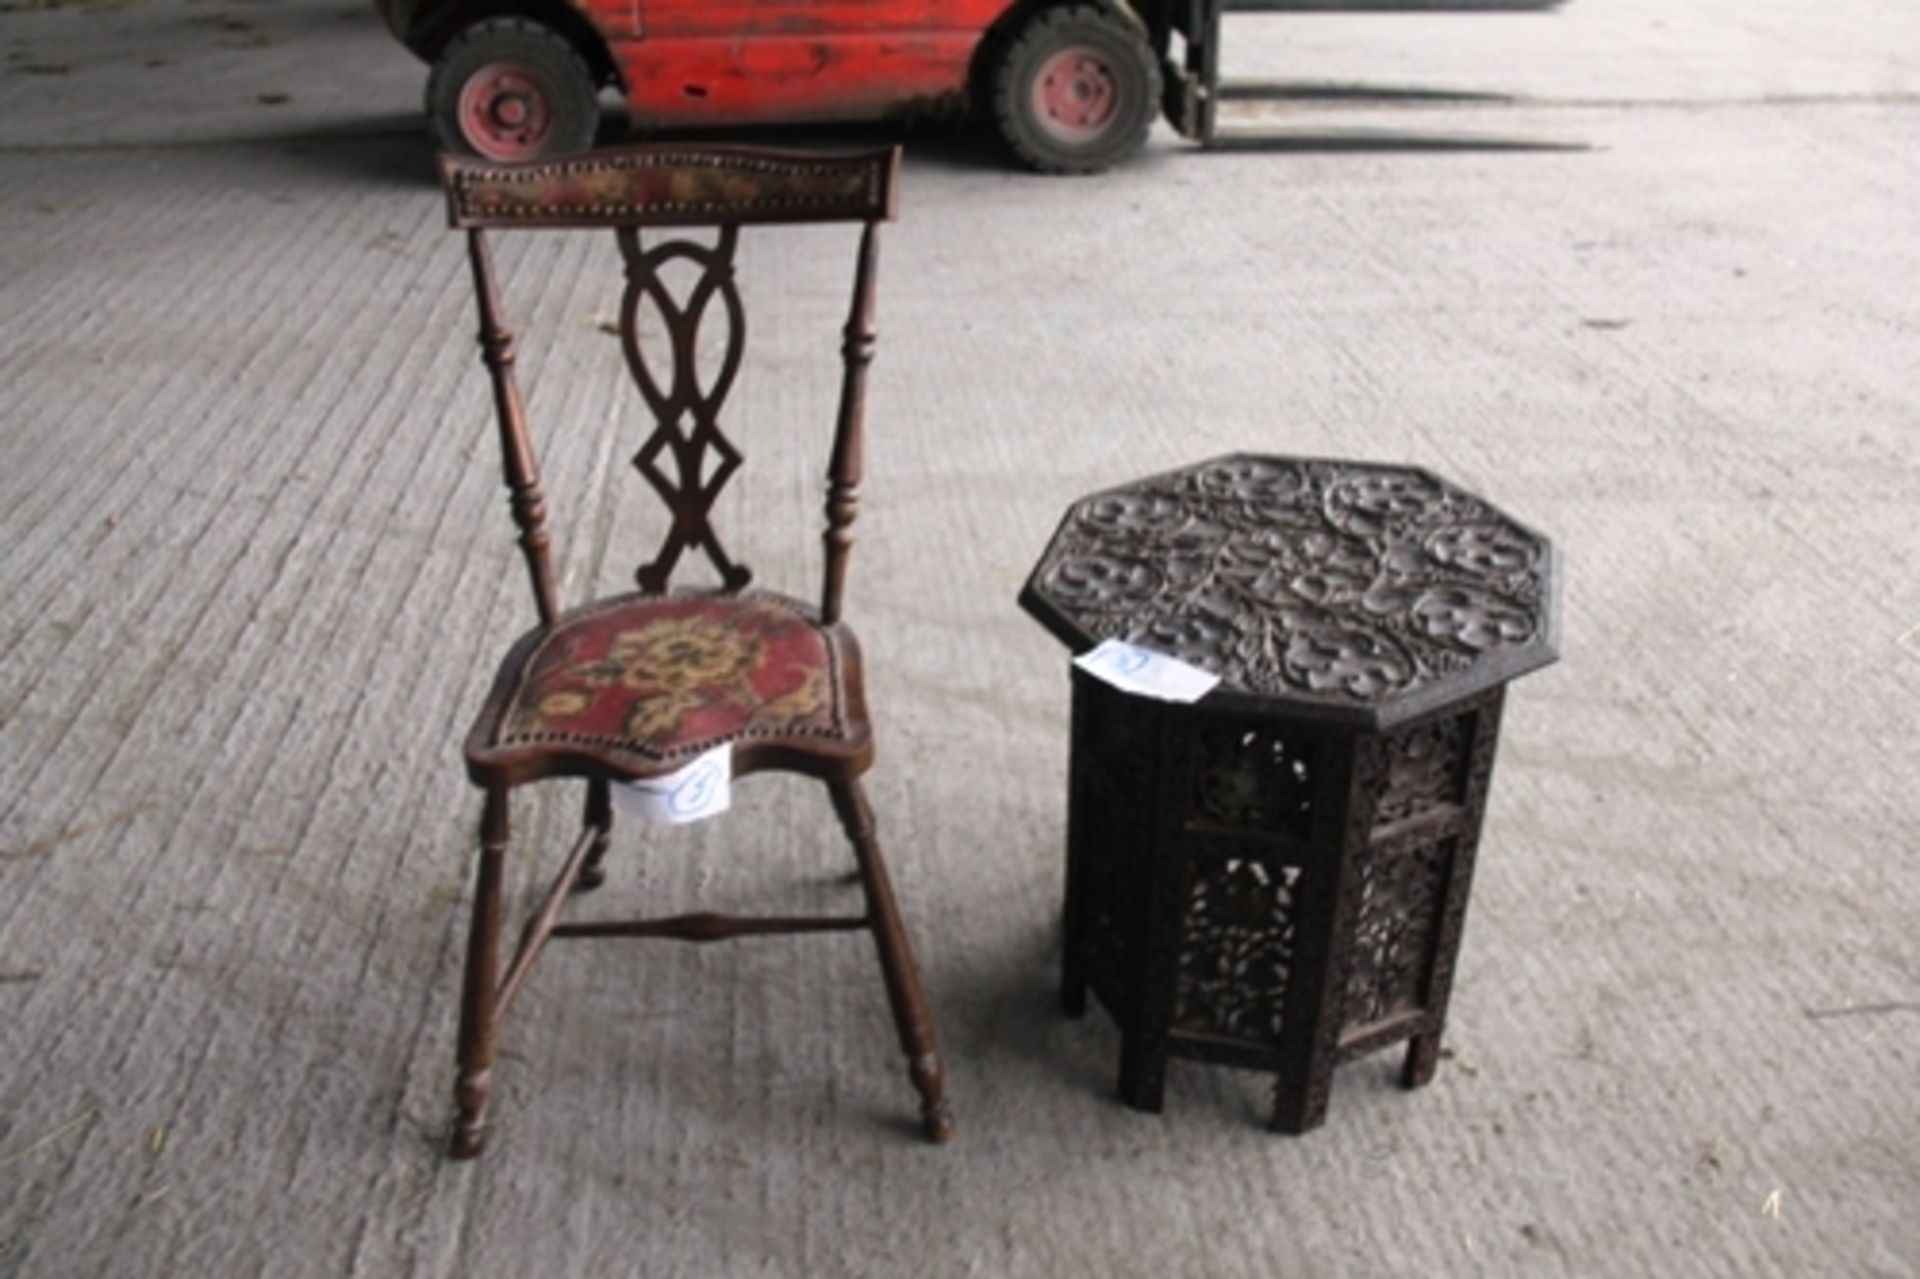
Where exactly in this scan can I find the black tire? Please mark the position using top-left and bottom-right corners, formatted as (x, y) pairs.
(990, 5), (1161, 174)
(427, 18), (599, 162)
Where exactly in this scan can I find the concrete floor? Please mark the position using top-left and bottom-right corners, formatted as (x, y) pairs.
(0, 1), (1915, 1276)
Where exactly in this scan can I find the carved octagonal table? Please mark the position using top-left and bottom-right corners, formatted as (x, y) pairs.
(1019, 455), (1559, 1132)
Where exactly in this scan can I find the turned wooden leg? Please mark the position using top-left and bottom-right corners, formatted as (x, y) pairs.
(451, 787), (509, 1159)
(576, 778), (613, 893)
(829, 779), (954, 1144)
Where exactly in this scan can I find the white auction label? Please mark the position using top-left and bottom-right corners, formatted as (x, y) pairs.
(1073, 638), (1221, 703)
(614, 743), (733, 825)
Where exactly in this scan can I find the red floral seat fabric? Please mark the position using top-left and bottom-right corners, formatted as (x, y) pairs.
(471, 592), (857, 771)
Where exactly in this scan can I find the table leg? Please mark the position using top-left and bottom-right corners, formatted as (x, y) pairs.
(1269, 1059), (1333, 1134)
(1118, 1027), (1169, 1112)
(1402, 1032), (1442, 1089)
(1060, 678), (1091, 1018)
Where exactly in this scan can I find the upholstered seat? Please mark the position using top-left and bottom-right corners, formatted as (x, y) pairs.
(466, 591), (869, 783)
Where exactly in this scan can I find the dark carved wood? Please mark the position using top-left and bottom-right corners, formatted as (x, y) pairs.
(439, 143), (949, 1158)
(1021, 454), (1559, 730)
(1021, 456), (1558, 1133)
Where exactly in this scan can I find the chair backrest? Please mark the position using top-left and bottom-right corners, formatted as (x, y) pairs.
(439, 144), (901, 630)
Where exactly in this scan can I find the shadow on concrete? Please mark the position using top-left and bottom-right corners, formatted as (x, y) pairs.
(1201, 128), (1590, 153)
(257, 113), (439, 186)
(1218, 80), (1519, 104)
(635, 117), (1014, 175)
(1205, 78), (1589, 151)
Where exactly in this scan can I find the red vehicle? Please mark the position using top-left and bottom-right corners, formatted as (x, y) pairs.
(377, 0), (1201, 172)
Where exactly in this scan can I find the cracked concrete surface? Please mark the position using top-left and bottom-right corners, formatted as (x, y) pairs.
(0, 1), (1916, 1276)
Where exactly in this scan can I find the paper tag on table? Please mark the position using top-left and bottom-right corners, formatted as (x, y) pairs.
(1073, 639), (1220, 704)
(614, 743), (732, 825)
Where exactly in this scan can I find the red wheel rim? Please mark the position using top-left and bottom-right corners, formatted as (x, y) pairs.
(1031, 45), (1120, 143)
(457, 61), (555, 161)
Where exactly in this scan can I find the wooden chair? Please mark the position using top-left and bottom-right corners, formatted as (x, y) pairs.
(437, 144), (951, 1158)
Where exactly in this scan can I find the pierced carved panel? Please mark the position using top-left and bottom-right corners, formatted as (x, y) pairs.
(617, 225), (752, 593)
(1341, 836), (1452, 1032)
(1023, 455), (1556, 716)
(1171, 852), (1303, 1045)
(1372, 712), (1471, 831)
(1189, 727), (1315, 844)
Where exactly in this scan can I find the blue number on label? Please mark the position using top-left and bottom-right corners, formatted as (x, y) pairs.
(669, 762), (718, 818)
(1111, 646), (1150, 676)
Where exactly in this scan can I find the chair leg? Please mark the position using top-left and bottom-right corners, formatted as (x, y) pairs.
(576, 778), (613, 892)
(451, 786), (510, 1160)
(829, 778), (954, 1144)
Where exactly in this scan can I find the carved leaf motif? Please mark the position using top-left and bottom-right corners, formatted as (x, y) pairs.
(1138, 610), (1242, 673)
(1322, 470), (1448, 539)
(1342, 838), (1451, 1031)
(1172, 855), (1303, 1045)
(1410, 587), (1535, 651)
(1027, 457), (1552, 708)
(1077, 491), (1188, 536)
(1192, 728), (1314, 840)
(1425, 521), (1538, 575)
(1195, 456), (1307, 505)
(1283, 625), (1416, 699)
(1044, 554), (1164, 613)
(1373, 714), (1469, 829)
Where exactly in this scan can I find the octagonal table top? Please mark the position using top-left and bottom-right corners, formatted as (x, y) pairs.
(1019, 454), (1560, 730)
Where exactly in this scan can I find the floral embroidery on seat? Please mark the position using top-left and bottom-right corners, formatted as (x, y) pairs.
(588, 615), (766, 742)
(498, 594), (844, 760)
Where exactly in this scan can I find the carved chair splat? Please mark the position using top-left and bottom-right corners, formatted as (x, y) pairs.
(436, 144), (950, 1158)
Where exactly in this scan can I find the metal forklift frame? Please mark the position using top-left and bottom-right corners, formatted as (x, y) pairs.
(1161, 0), (1565, 148)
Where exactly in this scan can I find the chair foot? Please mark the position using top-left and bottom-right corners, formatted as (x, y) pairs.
(830, 779), (953, 1148)
(912, 1053), (955, 1143)
(917, 1060), (956, 1136)
(450, 1067), (492, 1159)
